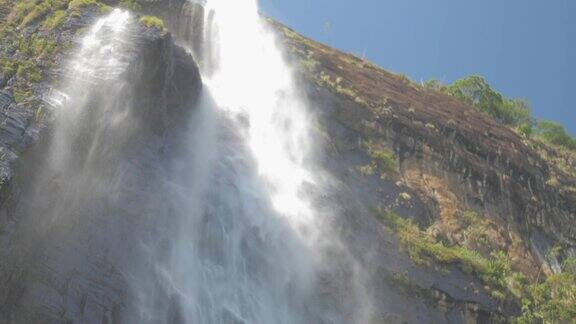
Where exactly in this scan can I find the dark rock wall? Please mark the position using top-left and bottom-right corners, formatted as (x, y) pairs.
(0, 17), (201, 323)
(303, 86), (512, 323)
(272, 21), (575, 277)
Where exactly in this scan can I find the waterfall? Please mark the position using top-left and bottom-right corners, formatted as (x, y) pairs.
(0, 9), (162, 322)
(139, 0), (325, 320)
(2, 3), (373, 324)
(135, 0), (374, 323)
(29, 9), (138, 229)
(202, 0), (316, 230)
(48, 9), (137, 177)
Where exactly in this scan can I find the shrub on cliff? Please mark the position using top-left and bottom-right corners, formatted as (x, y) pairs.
(379, 209), (576, 322)
(378, 210), (511, 293)
(361, 140), (396, 179)
(515, 268), (576, 323)
(536, 120), (576, 150)
(139, 16), (165, 32)
(8, 0), (70, 27)
(444, 75), (532, 127)
(42, 10), (66, 30)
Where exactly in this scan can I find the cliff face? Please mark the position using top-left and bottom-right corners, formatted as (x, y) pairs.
(0, 6), (201, 323)
(270, 23), (576, 321)
(0, 1), (573, 323)
(275, 23), (576, 248)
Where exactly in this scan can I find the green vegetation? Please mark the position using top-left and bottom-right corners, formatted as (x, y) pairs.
(0, 0), (163, 107)
(66, 0), (109, 16)
(8, 0), (70, 27)
(68, 0), (97, 10)
(515, 266), (576, 323)
(0, 0), (68, 106)
(0, 0), (113, 105)
(0, 30), (57, 95)
(358, 164), (375, 177)
(139, 15), (165, 32)
(461, 210), (491, 247)
(13, 88), (32, 103)
(17, 34), (57, 57)
(536, 120), (576, 150)
(517, 122), (532, 138)
(426, 75), (576, 152)
(398, 73), (412, 85)
(442, 76), (531, 126)
(360, 140), (396, 179)
(16, 61), (42, 82)
(1, 58), (18, 78)
(315, 71), (368, 106)
(379, 211), (511, 293)
(7, 0), (40, 25)
(378, 209), (576, 322)
(42, 10), (66, 30)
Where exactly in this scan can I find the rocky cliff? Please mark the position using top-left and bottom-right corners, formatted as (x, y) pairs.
(271, 21), (576, 322)
(0, 0), (574, 323)
(0, 3), (201, 323)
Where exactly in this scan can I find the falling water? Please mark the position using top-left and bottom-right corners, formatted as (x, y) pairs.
(202, 0), (316, 230)
(140, 0), (326, 318)
(134, 0), (374, 323)
(2, 9), (158, 323)
(18, 8), (139, 242)
(6, 3), (373, 324)
(49, 8), (137, 176)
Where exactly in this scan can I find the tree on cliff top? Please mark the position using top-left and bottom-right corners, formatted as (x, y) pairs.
(444, 75), (532, 127)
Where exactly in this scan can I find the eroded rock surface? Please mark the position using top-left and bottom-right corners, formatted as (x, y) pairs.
(0, 9), (201, 323)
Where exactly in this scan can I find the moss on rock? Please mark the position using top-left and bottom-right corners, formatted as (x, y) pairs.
(139, 15), (165, 32)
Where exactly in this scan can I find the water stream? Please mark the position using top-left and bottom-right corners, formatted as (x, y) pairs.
(138, 1), (374, 322)
(14, 2), (372, 323)
(141, 0), (330, 321)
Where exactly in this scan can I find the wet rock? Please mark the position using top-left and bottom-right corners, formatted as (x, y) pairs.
(0, 8), (202, 324)
(128, 23), (201, 134)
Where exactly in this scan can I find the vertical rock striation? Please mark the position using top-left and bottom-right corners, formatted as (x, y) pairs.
(0, 11), (201, 323)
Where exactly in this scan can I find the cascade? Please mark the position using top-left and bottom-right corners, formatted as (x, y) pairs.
(133, 0), (374, 322)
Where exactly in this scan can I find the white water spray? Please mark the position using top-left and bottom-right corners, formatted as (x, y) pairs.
(135, 0), (374, 323)
(49, 9), (136, 174)
(143, 0), (325, 316)
(34, 4), (373, 324)
(202, 0), (317, 237)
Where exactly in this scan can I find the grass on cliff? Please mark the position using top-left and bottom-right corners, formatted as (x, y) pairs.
(6, 0), (109, 28)
(378, 209), (576, 322)
(0, 28), (60, 102)
(359, 140), (396, 179)
(0, 0), (165, 108)
(515, 272), (576, 323)
(379, 210), (511, 293)
(139, 15), (165, 32)
(8, 0), (69, 27)
(0, 0), (112, 106)
(41, 9), (66, 30)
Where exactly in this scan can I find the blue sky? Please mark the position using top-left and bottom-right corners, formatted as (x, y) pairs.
(260, 0), (576, 134)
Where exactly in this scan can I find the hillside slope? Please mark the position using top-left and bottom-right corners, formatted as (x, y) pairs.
(276, 22), (576, 247)
(271, 21), (576, 322)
